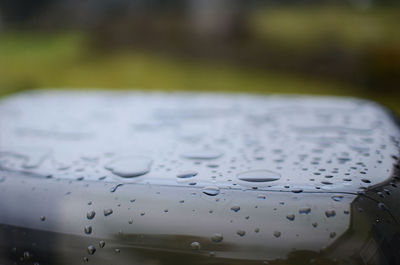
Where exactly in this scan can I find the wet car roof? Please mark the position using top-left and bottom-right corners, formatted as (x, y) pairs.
(0, 91), (398, 192)
(0, 91), (399, 265)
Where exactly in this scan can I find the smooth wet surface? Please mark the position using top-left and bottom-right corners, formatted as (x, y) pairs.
(0, 91), (399, 265)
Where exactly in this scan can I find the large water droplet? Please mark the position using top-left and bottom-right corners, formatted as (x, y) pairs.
(105, 156), (152, 178)
(176, 171), (197, 179)
(237, 170), (281, 182)
(202, 186), (220, 196)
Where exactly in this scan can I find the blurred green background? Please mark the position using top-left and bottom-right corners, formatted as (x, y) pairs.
(0, 0), (399, 112)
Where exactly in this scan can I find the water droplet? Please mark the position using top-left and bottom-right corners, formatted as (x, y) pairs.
(273, 231), (281, 238)
(211, 233), (223, 243)
(23, 251), (31, 260)
(231, 205), (240, 212)
(87, 210), (96, 220)
(40, 216), (46, 221)
(87, 245), (96, 255)
(330, 232), (336, 238)
(325, 210), (336, 218)
(99, 240), (105, 248)
(236, 230), (246, 237)
(182, 149), (223, 160)
(202, 186), (220, 196)
(115, 248), (120, 253)
(331, 195), (343, 202)
(104, 209), (113, 216)
(291, 188), (303, 193)
(378, 202), (388, 211)
(105, 156), (152, 178)
(190, 241), (201, 250)
(299, 208), (311, 214)
(286, 214), (295, 221)
(176, 171), (197, 179)
(237, 170), (281, 182)
(84, 225), (92, 235)
(110, 183), (123, 193)
(257, 194), (266, 200)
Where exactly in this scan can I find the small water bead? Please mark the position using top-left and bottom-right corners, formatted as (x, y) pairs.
(23, 251), (32, 260)
(273, 231), (281, 238)
(176, 171), (197, 179)
(40, 216), (46, 221)
(254, 228), (260, 233)
(286, 214), (295, 221)
(202, 186), (220, 196)
(330, 232), (337, 238)
(84, 225), (92, 235)
(378, 202), (389, 211)
(87, 245), (96, 255)
(361, 179), (371, 184)
(236, 230), (246, 237)
(99, 240), (105, 248)
(231, 205), (240, 212)
(299, 208), (311, 215)
(325, 210), (336, 218)
(128, 218), (133, 224)
(115, 249), (121, 253)
(257, 194), (266, 200)
(237, 170), (281, 182)
(331, 195), (343, 202)
(104, 209), (113, 216)
(190, 242), (201, 250)
(83, 257), (89, 263)
(110, 183), (123, 193)
(87, 210), (96, 220)
(211, 233), (223, 243)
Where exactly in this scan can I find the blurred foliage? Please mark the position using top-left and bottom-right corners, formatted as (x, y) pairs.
(0, 3), (399, 113)
(250, 6), (400, 50)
